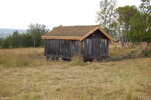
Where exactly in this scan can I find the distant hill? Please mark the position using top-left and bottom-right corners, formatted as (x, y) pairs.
(0, 28), (26, 38)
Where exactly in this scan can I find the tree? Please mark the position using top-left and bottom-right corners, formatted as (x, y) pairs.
(128, 9), (146, 42)
(0, 38), (3, 48)
(27, 23), (49, 47)
(11, 31), (21, 48)
(2, 38), (10, 48)
(140, 0), (151, 14)
(117, 6), (138, 44)
(20, 33), (33, 47)
(139, 0), (151, 43)
(97, 0), (117, 36)
(116, 1), (151, 43)
(141, 32), (151, 43)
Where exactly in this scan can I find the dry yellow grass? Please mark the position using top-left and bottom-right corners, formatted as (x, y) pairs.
(0, 47), (151, 100)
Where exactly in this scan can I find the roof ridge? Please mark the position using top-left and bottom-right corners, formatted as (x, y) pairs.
(57, 25), (98, 27)
(42, 25), (113, 41)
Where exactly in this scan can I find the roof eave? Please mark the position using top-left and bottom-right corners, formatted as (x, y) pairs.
(41, 36), (81, 40)
(41, 25), (114, 41)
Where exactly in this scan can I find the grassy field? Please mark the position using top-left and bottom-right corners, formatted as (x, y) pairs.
(0, 47), (151, 100)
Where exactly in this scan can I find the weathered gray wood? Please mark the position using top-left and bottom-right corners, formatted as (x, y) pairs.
(44, 39), (81, 60)
(44, 29), (110, 61)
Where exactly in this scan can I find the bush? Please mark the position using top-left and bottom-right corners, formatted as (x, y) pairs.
(126, 44), (151, 58)
(142, 46), (151, 57)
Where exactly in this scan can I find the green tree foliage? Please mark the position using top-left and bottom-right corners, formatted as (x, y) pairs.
(97, 0), (117, 36)
(139, 0), (151, 43)
(116, 4), (151, 43)
(0, 23), (48, 48)
(0, 32), (33, 48)
(141, 32), (151, 43)
(11, 31), (21, 48)
(20, 33), (33, 47)
(128, 8), (146, 42)
(96, 0), (150, 43)
(27, 23), (49, 47)
(117, 6), (138, 42)
(2, 38), (10, 48)
(0, 38), (3, 48)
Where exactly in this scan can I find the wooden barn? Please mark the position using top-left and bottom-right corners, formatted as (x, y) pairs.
(41, 25), (113, 61)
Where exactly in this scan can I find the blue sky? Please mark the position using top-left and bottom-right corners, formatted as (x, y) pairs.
(0, 0), (141, 29)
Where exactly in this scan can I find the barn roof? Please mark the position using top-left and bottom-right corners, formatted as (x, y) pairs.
(41, 25), (114, 41)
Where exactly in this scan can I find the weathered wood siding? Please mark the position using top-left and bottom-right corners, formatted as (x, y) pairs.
(82, 38), (109, 61)
(44, 39), (81, 59)
(81, 29), (109, 61)
(44, 29), (110, 61)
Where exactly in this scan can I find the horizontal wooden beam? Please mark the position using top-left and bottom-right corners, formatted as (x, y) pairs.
(41, 36), (81, 40)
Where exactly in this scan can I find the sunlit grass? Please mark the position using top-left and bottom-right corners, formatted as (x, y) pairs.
(0, 47), (151, 100)
(0, 48), (47, 67)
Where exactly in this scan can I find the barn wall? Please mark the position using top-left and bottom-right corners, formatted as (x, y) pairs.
(81, 29), (109, 61)
(82, 38), (109, 61)
(44, 39), (81, 59)
(44, 29), (110, 61)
